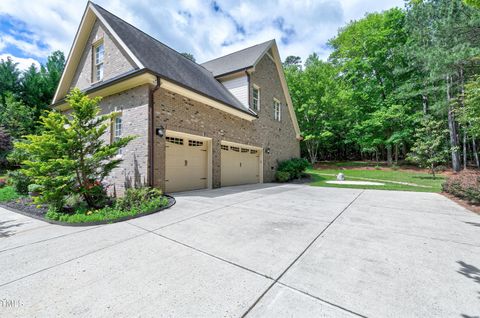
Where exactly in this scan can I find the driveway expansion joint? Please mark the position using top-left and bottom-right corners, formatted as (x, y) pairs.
(128, 222), (275, 281)
(241, 190), (366, 318)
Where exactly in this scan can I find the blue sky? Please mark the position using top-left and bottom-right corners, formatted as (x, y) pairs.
(0, 0), (404, 70)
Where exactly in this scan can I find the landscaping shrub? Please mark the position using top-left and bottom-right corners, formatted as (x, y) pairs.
(275, 171), (290, 182)
(7, 170), (31, 195)
(0, 178), (6, 188)
(14, 89), (134, 210)
(442, 170), (480, 204)
(27, 184), (43, 196)
(0, 186), (21, 202)
(277, 158), (310, 180)
(115, 187), (164, 211)
(46, 187), (169, 223)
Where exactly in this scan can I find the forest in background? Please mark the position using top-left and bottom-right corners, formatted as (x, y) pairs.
(0, 51), (65, 166)
(285, 0), (480, 173)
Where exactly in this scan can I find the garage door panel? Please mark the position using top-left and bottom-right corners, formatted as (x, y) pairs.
(221, 143), (260, 187)
(165, 135), (208, 193)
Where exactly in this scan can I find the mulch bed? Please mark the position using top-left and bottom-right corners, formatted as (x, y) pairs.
(0, 195), (176, 226)
(2, 197), (48, 218)
(442, 192), (480, 215)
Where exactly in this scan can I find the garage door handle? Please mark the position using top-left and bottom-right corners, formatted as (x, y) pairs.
(240, 162), (242, 167)
(185, 160), (188, 166)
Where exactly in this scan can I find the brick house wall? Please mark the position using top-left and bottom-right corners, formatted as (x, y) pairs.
(97, 85), (150, 195)
(70, 19), (136, 90)
(152, 54), (300, 189)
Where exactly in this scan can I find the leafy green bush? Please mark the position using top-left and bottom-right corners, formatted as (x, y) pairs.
(115, 187), (164, 211)
(0, 186), (21, 202)
(442, 171), (480, 204)
(0, 178), (6, 188)
(28, 183), (43, 196)
(275, 171), (290, 182)
(277, 158), (310, 180)
(46, 187), (169, 223)
(7, 170), (31, 195)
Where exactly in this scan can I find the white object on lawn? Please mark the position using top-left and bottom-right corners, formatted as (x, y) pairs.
(336, 173), (345, 181)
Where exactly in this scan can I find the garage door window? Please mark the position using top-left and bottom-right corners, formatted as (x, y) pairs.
(221, 145), (229, 151)
(230, 146), (240, 152)
(166, 137), (183, 145)
(189, 140), (204, 147)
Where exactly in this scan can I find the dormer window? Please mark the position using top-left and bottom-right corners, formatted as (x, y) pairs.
(252, 85), (260, 111)
(94, 41), (104, 82)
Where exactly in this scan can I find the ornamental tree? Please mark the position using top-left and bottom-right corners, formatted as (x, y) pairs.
(407, 117), (449, 178)
(15, 88), (134, 210)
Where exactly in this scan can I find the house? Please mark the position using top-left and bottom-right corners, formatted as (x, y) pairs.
(52, 2), (301, 194)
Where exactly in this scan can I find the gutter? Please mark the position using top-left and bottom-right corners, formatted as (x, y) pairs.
(148, 76), (161, 188)
(50, 68), (150, 108)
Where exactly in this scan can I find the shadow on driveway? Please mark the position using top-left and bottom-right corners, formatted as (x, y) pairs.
(0, 220), (24, 238)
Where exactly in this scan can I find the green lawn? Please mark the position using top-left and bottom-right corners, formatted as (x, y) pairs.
(308, 165), (446, 193)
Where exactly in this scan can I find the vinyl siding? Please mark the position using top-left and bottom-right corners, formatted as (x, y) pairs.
(220, 75), (249, 109)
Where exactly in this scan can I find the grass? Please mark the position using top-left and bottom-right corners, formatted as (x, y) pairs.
(0, 186), (22, 202)
(308, 164), (446, 193)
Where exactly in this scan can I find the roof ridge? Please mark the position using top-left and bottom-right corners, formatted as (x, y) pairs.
(201, 39), (274, 65)
(91, 2), (208, 71)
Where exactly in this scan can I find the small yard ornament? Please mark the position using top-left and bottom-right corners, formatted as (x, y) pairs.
(336, 173), (345, 181)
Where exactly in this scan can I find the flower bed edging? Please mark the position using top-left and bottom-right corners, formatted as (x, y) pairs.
(0, 195), (176, 227)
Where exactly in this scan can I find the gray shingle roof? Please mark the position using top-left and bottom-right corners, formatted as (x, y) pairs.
(201, 40), (274, 77)
(92, 3), (254, 115)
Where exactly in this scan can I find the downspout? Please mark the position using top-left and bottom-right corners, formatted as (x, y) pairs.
(148, 76), (161, 187)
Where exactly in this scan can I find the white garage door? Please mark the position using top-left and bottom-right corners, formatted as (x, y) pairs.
(221, 143), (261, 187)
(165, 134), (208, 193)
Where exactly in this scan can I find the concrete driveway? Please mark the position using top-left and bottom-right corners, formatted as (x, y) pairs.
(0, 184), (479, 317)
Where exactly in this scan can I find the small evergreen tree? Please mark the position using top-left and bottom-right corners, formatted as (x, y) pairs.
(407, 117), (449, 178)
(0, 126), (12, 168)
(15, 88), (135, 210)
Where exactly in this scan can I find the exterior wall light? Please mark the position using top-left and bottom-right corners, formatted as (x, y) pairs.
(156, 126), (165, 137)
(265, 147), (271, 154)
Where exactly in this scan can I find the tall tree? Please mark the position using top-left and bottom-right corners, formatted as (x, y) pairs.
(0, 57), (21, 104)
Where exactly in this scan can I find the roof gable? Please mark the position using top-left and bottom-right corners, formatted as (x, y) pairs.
(201, 40), (274, 77)
(91, 3), (249, 114)
(52, 2), (142, 103)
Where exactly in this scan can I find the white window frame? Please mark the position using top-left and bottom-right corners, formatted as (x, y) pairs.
(252, 85), (260, 111)
(112, 115), (123, 155)
(273, 98), (281, 122)
(93, 41), (104, 82)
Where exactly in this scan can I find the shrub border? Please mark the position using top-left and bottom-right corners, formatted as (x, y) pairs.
(0, 195), (176, 227)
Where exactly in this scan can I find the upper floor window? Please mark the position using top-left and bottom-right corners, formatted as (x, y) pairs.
(113, 116), (122, 142)
(94, 42), (104, 82)
(273, 98), (281, 121)
(252, 85), (260, 111)
(112, 115), (123, 154)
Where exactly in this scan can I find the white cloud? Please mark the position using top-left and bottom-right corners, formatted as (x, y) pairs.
(0, 53), (40, 70)
(0, 0), (404, 66)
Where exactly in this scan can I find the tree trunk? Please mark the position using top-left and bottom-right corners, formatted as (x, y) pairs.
(386, 145), (392, 166)
(305, 139), (319, 164)
(472, 137), (480, 168)
(446, 75), (461, 172)
(431, 163), (436, 179)
(422, 94), (429, 115)
(394, 144), (399, 165)
(463, 130), (467, 170)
